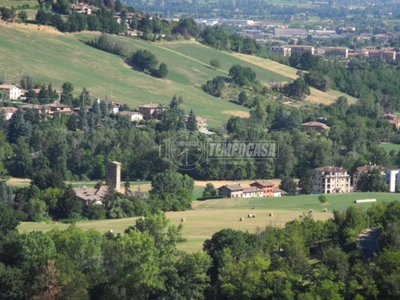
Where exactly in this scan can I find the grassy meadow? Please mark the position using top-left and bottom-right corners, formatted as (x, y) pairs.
(18, 192), (400, 252)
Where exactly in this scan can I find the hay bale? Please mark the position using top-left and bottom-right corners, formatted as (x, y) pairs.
(309, 209), (313, 213)
(323, 208), (328, 212)
(109, 230), (113, 233)
(181, 218), (186, 222)
(248, 214), (253, 218)
(252, 214), (256, 218)
(269, 212), (274, 217)
(239, 217), (244, 222)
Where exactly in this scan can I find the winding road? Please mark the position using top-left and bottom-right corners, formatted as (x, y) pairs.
(357, 228), (382, 263)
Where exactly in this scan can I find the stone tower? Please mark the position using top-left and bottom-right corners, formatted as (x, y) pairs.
(106, 161), (121, 192)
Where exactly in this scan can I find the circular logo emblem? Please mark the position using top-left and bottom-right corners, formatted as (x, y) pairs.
(168, 131), (206, 170)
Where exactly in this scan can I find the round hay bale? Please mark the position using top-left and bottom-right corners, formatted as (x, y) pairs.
(248, 214), (252, 218)
(253, 214), (256, 218)
(109, 230), (113, 233)
(181, 218), (186, 222)
(269, 212), (274, 217)
(309, 209), (313, 213)
(323, 208), (328, 212)
(239, 217), (244, 222)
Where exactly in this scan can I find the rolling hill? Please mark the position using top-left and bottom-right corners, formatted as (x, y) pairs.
(0, 23), (356, 126)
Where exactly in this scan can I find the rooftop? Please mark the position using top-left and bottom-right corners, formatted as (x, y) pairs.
(218, 184), (244, 191)
(251, 180), (275, 187)
(0, 84), (20, 90)
(356, 165), (390, 172)
(314, 166), (348, 172)
(302, 121), (330, 129)
(73, 186), (108, 205)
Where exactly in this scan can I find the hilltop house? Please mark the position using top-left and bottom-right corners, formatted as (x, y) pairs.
(0, 84), (22, 100)
(119, 111), (144, 122)
(138, 103), (168, 120)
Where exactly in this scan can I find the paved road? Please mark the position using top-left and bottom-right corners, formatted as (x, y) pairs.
(358, 228), (382, 263)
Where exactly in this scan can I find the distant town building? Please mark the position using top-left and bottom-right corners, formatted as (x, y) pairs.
(308, 28), (338, 38)
(324, 47), (349, 58)
(368, 50), (396, 61)
(0, 84), (21, 100)
(289, 45), (315, 55)
(273, 28), (308, 38)
(353, 165), (390, 191)
(312, 166), (351, 194)
(195, 116), (207, 131)
(269, 46), (291, 56)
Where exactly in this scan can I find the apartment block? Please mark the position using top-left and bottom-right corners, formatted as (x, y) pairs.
(312, 166), (351, 194)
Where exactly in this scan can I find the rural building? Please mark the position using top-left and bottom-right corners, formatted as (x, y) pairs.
(385, 169), (400, 192)
(70, 2), (92, 14)
(0, 84), (22, 100)
(312, 166), (351, 194)
(383, 114), (397, 121)
(196, 116), (207, 131)
(368, 50), (396, 61)
(111, 102), (122, 114)
(73, 186), (107, 206)
(139, 103), (168, 120)
(308, 29), (338, 38)
(289, 45), (315, 55)
(353, 164), (390, 191)
(250, 180), (275, 197)
(273, 187), (288, 197)
(273, 28), (308, 38)
(119, 111), (144, 122)
(106, 161), (121, 192)
(242, 187), (264, 198)
(218, 184), (244, 198)
(324, 47), (349, 58)
(269, 47), (291, 56)
(21, 104), (71, 117)
(0, 107), (18, 120)
(302, 121), (330, 133)
(388, 119), (400, 130)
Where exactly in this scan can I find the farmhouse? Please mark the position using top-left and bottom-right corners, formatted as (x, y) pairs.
(0, 84), (22, 100)
(312, 166), (351, 194)
(218, 184), (243, 198)
(119, 111), (144, 122)
(242, 187), (264, 198)
(273, 187), (288, 197)
(139, 103), (168, 120)
(74, 161), (121, 205)
(250, 180), (275, 197)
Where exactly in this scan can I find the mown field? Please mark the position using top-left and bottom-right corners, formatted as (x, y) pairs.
(18, 192), (400, 252)
(381, 142), (400, 153)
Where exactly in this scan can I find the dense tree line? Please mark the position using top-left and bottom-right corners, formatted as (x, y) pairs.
(1, 198), (400, 299)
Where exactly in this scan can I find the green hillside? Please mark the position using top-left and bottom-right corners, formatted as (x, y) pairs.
(0, 24), (289, 126)
(0, 23), (356, 126)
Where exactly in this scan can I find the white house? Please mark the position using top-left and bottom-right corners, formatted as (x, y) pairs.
(0, 85), (22, 100)
(119, 111), (144, 122)
(0, 107), (18, 120)
(385, 170), (400, 192)
(242, 187), (264, 198)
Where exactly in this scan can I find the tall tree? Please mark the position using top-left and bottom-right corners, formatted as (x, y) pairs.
(187, 109), (198, 132)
